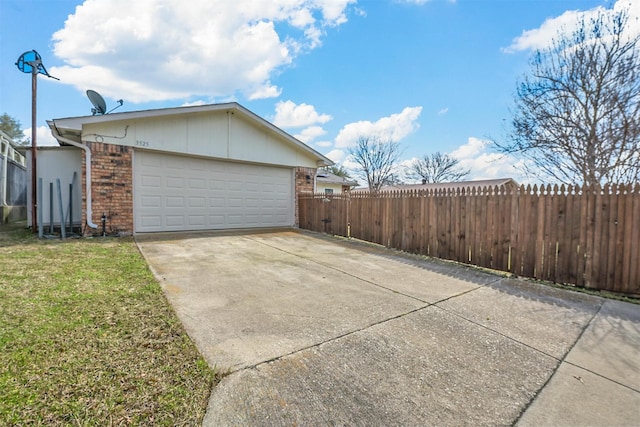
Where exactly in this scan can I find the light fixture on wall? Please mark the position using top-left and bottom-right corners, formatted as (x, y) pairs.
(306, 174), (311, 184)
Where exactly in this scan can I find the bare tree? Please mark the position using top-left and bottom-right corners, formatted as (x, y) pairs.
(497, 8), (640, 185)
(408, 151), (470, 183)
(348, 135), (402, 191)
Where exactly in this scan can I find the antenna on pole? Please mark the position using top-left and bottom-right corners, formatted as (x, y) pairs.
(15, 49), (59, 234)
(86, 90), (124, 115)
(16, 50), (59, 80)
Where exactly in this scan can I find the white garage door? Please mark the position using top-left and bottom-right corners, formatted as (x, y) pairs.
(134, 151), (294, 233)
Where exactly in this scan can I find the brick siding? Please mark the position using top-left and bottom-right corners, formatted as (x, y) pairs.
(81, 142), (133, 235)
(294, 167), (316, 227)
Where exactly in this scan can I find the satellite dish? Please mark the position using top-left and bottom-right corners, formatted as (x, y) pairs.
(86, 90), (123, 115)
(87, 90), (107, 115)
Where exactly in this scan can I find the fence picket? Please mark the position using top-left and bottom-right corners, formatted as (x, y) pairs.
(298, 182), (639, 295)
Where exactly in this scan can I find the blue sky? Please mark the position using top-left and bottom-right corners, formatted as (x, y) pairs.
(0, 0), (634, 183)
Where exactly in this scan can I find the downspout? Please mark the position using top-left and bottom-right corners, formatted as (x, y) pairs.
(313, 170), (317, 193)
(50, 126), (98, 229)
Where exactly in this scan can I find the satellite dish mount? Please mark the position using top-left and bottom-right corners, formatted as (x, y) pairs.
(86, 89), (124, 115)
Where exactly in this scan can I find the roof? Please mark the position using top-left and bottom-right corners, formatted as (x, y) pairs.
(48, 102), (332, 166)
(353, 178), (519, 192)
(316, 171), (358, 187)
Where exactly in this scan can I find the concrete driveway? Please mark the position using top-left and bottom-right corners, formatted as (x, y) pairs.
(136, 229), (640, 426)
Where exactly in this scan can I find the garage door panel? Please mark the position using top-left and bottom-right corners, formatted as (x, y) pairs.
(166, 216), (185, 227)
(141, 216), (161, 227)
(134, 151), (293, 232)
(209, 183), (225, 192)
(189, 178), (206, 189)
(141, 175), (162, 188)
(166, 157), (186, 169)
(166, 177), (184, 188)
(141, 195), (162, 208)
(209, 197), (225, 208)
(188, 216), (206, 226)
(189, 197), (206, 208)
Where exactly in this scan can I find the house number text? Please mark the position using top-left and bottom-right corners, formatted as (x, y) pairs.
(135, 140), (150, 147)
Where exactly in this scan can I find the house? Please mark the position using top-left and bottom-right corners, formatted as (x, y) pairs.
(0, 130), (27, 223)
(39, 102), (332, 235)
(315, 171), (358, 194)
(352, 178), (519, 193)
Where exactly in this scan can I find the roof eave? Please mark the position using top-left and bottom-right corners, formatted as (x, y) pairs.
(48, 102), (333, 166)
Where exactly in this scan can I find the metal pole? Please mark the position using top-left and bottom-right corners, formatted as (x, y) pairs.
(38, 178), (43, 239)
(31, 70), (37, 233)
(68, 183), (73, 234)
(49, 182), (53, 234)
(56, 179), (65, 239)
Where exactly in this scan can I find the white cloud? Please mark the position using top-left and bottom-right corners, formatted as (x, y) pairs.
(395, 0), (455, 4)
(450, 136), (486, 159)
(503, 9), (590, 53)
(450, 137), (530, 182)
(319, 0), (356, 26)
(398, 0), (430, 5)
(50, 0), (354, 103)
(248, 84), (282, 100)
(315, 140), (333, 148)
(341, 154), (361, 174)
(503, 0), (639, 53)
(325, 148), (346, 163)
(180, 100), (207, 107)
(294, 126), (326, 143)
(334, 106), (422, 148)
(437, 107), (449, 115)
(24, 126), (59, 147)
(273, 100), (332, 127)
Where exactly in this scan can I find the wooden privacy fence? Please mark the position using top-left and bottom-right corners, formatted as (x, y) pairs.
(299, 184), (640, 296)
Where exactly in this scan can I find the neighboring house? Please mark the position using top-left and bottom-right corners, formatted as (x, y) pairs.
(0, 130), (27, 223)
(316, 171), (358, 194)
(39, 102), (331, 235)
(352, 178), (519, 193)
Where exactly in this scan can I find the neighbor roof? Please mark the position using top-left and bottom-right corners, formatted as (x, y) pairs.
(48, 102), (332, 166)
(353, 178), (519, 192)
(316, 171), (358, 186)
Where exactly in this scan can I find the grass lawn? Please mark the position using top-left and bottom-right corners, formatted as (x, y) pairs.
(0, 225), (218, 425)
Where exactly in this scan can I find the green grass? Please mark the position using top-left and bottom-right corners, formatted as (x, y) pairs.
(0, 226), (218, 425)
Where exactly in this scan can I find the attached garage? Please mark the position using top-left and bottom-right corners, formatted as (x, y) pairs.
(45, 102), (330, 235)
(134, 151), (293, 232)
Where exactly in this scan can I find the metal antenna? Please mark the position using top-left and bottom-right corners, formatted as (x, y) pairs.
(15, 50), (59, 234)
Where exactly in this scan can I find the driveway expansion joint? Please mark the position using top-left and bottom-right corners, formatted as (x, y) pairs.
(511, 298), (607, 424)
(229, 278), (502, 376)
(234, 303), (433, 373)
(246, 234), (497, 305)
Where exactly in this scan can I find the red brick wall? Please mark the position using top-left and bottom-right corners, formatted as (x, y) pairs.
(81, 142), (133, 235)
(295, 167), (316, 227)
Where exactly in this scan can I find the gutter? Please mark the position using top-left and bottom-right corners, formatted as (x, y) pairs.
(49, 125), (98, 229)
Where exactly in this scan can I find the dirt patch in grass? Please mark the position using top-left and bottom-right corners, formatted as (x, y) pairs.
(0, 230), (218, 425)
